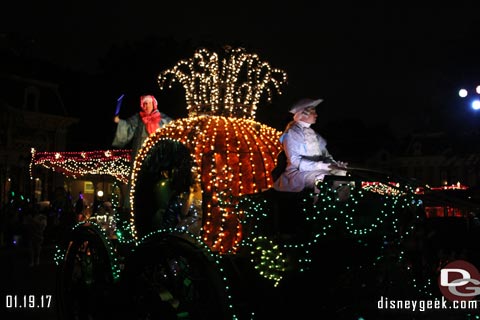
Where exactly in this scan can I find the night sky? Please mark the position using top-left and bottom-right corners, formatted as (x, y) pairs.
(4, 2), (480, 151)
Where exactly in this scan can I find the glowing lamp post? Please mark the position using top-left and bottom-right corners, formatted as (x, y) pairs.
(458, 85), (480, 110)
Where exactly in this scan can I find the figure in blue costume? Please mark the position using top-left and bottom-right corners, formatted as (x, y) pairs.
(273, 98), (349, 201)
(113, 95), (172, 161)
(112, 95), (173, 210)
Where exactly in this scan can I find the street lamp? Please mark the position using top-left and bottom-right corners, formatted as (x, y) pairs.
(472, 100), (480, 110)
(458, 85), (480, 111)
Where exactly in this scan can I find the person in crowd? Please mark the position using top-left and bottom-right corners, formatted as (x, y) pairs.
(74, 191), (85, 218)
(24, 208), (47, 267)
(112, 94), (173, 209)
(273, 98), (349, 200)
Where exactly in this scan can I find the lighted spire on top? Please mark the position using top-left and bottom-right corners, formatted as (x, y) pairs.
(157, 47), (288, 119)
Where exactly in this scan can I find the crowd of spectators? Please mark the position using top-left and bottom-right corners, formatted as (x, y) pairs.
(1, 187), (79, 251)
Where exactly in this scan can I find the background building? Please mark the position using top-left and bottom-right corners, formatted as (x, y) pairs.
(0, 73), (78, 204)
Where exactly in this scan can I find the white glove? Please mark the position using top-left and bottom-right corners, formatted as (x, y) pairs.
(334, 161), (348, 169)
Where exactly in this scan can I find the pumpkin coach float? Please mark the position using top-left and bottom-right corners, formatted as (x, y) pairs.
(31, 47), (429, 319)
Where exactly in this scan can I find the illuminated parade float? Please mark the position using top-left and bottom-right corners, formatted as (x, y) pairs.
(31, 47), (438, 319)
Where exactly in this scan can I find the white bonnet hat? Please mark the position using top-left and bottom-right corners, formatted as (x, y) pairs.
(289, 98), (324, 114)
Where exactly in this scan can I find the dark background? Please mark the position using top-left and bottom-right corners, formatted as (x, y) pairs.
(3, 2), (480, 156)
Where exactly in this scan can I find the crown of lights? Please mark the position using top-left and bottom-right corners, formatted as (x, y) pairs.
(158, 47), (288, 119)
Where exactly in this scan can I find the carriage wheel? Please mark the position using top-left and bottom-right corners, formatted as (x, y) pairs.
(56, 225), (117, 320)
(120, 234), (232, 320)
